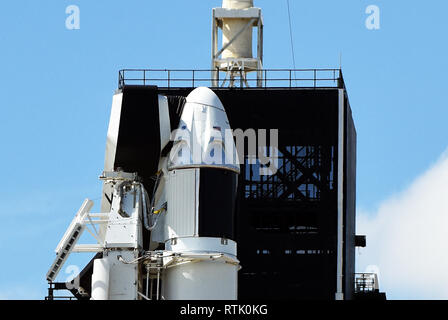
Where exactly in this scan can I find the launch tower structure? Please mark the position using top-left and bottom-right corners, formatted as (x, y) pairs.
(45, 0), (385, 301)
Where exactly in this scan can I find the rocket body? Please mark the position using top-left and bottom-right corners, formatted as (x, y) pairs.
(154, 87), (241, 300)
(47, 88), (240, 300)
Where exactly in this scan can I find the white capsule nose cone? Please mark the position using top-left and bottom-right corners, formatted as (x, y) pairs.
(186, 87), (225, 111)
(168, 87), (240, 173)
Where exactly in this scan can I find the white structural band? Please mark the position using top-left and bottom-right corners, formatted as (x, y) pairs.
(335, 89), (345, 301)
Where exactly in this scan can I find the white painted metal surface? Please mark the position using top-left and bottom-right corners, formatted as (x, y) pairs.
(104, 181), (143, 249)
(91, 258), (110, 300)
(166, 237), (237, 256)
(103, 93), (123, 173)
(223, 0), (253, 10)
(168, 87), (240, 173)
(106, 251), (139, 300)
(336, 88), (345, 301)
(101, 93), (124, 219)
(92, 250), (140, 300)
(72, 244), (103, 253)
(161, 238), (239, 300)
(93, 174), (145, 300)
(99, 92), (125, 249)
(54, 199), (93, 254)
(165, 168), (198, 240)
(158, 94), (171, 151)
(221, 0), (254, 59)
(162, 258), (238, 300)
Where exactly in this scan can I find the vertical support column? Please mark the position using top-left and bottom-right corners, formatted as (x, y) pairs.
(256, 11), (263, 87)
(335, 89), (345, 300)
(91, 258), (110, 300)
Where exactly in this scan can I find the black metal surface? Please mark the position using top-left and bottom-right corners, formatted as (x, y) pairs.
(113, 86), (161, 189)
(355, 235), (366, 248)
(198, 168), (238, 240)
(166, 95), (186, 131)
(229, 89), (337, 300)
(344, 93), (357, 300)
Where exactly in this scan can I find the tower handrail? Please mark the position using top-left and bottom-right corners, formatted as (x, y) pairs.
(117, 68), (343, 89)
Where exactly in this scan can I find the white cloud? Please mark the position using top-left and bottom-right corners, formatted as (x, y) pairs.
(357, 150), (448, 299)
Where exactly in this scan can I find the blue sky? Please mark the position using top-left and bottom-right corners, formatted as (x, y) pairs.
(0, 0), (447, 299)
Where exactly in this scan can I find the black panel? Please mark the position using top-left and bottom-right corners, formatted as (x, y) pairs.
(355, 235), (366, 248)
(161, 96), (187, 156)
(198, 168), (238, 240)
(167, 96), (186, 130)
(114, 86), (160, 189)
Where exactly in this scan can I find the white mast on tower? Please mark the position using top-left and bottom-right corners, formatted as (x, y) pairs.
(212, 0), (264, 87)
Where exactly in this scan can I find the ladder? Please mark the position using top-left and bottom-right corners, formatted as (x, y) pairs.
(46, 199), (93, 282)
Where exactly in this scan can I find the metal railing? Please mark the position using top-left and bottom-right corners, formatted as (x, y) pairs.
(355, 273), (380, 293)
(118, 69), (343, 89)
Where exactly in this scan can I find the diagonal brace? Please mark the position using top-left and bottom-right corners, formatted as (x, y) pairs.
(214, 18), (256, 59)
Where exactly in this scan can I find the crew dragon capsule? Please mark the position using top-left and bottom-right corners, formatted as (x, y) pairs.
(150, 87), (241, 300)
